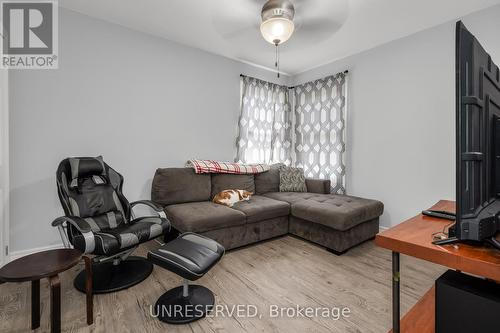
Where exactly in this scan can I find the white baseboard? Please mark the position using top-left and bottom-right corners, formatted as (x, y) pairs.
(8, 243), (65, 262)
(379, 225), (389, 232)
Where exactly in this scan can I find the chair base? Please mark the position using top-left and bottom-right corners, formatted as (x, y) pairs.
(154, 285), (215, 324)
(74, 256), (153, 294)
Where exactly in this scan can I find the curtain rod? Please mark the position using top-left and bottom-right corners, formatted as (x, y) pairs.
(240, 70), (349, 90)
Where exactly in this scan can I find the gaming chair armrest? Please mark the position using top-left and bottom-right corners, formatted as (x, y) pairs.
(130, 200), (167, 218)
(51, 216), (94, 234)
(130, 200), (163, 212)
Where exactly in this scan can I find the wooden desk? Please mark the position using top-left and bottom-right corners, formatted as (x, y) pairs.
(375, 200), (500, 333)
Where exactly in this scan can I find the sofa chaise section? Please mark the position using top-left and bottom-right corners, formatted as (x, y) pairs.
(290, 194), (383, 231)
(263, 191), (383, 253)
(293, 195), (382, 254)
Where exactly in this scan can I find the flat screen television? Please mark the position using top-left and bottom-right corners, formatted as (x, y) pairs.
(442, 21), (500, 250)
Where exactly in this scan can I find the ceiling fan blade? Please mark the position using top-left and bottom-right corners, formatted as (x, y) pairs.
(211, 0), (262, 41)
(221, 25), (259, 40)
(296, 19), (342, 34)
(293, 0), (349, 29)
(285, 0), (349, 47)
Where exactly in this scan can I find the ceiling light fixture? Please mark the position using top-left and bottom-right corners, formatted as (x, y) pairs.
(260, 0), (295, 78)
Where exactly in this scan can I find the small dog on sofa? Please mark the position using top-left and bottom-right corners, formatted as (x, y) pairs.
(213, 189), (253, 207)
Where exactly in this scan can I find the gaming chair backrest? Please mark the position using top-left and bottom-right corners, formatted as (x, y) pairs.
(56, 156), (131, 231)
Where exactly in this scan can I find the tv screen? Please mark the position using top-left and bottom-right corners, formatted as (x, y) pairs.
(455, 21), (500, 249)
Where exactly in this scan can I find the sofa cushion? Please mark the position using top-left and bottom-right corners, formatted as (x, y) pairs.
(231, 195), (290, 223)
(165, 201), (246, 233)
(254, 164), (282, 194)
(305, 178), (331, 194)
(211, 174), (255, 198)
(152, 168), (211, 206)
(291, 194), (384, 231)
(262, 191), (319, 204)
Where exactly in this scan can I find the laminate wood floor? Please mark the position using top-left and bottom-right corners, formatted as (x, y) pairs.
(0, 236), (445, 333)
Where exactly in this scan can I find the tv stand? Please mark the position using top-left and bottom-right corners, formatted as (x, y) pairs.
(376, 200), (500, 333)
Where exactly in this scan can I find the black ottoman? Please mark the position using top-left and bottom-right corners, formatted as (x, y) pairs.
(148, 232), (225, 324)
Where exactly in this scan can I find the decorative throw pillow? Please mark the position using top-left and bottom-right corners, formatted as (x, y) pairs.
(279, 166), (307, 192)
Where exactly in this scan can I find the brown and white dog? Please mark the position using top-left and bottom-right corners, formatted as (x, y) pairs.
(213, 189), (253, 207)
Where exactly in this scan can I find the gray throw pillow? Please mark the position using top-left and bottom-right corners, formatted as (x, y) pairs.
(279, 166), (307, 192)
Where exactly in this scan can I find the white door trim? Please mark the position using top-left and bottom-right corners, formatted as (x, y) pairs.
(0, 69), (9, 266)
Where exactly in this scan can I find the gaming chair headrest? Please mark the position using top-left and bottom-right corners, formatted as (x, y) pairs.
(68, 156), (106, 187)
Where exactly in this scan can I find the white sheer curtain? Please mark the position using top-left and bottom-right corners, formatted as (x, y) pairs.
(235, 76), (292, 165)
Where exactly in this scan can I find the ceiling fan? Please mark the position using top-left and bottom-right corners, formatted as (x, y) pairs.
(212, 0), (349, 77)
(260, 0), (295, 45)
(260, 0), (295, 77)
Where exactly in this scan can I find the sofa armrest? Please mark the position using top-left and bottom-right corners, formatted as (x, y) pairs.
(305, 178), (331, 194)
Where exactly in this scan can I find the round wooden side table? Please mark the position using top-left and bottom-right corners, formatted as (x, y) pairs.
(0, 249), (93, 333)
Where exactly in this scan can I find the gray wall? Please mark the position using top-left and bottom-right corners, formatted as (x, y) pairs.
(292, 5), (500, 229)
(9, 5), (500, 252)
(9, 9), (289, 252)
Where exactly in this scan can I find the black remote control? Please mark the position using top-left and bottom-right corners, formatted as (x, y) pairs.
(421, 210), (455, 221)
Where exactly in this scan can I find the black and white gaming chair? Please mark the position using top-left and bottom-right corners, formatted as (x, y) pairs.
(52, 156), (170, 293)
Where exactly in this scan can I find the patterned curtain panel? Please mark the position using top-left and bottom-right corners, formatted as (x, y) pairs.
(236, 76), (292, 165)
(293, 72), (347, 194)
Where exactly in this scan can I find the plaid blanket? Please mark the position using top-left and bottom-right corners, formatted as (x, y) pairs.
(186, 160), (270, 174)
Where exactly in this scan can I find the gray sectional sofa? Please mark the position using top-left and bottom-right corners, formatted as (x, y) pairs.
(151, 168), (384, 254)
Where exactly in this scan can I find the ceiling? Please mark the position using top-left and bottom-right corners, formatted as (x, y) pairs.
(59, 0), (500, 75)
